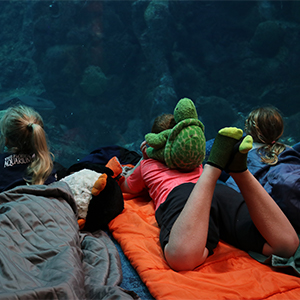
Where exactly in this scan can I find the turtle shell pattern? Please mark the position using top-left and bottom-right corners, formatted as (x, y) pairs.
(165, 118), (206, 170)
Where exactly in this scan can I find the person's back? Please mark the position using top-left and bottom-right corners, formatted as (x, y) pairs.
(126, 158), (203, 209)
(226, 106), (300, 231)
(0, 105), (55, 191)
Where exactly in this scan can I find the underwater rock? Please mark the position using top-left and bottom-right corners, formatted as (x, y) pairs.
(284, 112), (300, 145)
(0, 110), (7, 120)
(291, 1), (300, 23)
(80, 66), (108, 97)
(257, 0), (277, 20)
(250, 20), (284, 57)
(40, 45), (86, 94)
(146, 82), (177, 121)
(195, 96), (243, 140)
(132, 0), (174, 75)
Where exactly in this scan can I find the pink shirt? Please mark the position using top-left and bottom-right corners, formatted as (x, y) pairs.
(126, 159), (203, 210)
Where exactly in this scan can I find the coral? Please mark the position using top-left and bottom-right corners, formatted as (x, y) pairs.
(80, 65), (108, 97)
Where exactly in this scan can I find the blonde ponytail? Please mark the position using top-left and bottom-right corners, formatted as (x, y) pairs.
(0, 105), (54, 185)
(28, 123), (53, 184)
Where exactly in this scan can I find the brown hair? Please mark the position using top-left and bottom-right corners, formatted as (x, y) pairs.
(151, 113), (176, 133)
(244, 106), (286, 165)
(0, 105), (53, 184)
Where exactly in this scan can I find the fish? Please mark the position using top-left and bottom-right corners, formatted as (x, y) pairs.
(0, 95), (56, 110)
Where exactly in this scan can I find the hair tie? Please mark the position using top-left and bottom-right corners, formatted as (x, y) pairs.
(27, 123), (34, 132)
(271, 140), (276, 145)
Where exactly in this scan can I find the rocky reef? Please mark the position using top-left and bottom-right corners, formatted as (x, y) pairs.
(0, 1), (299, 167)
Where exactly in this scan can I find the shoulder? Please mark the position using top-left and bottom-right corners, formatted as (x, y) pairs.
(278, 147), (300, 164)
(2, 153), (32, 167)
(0, 152), (11, 159)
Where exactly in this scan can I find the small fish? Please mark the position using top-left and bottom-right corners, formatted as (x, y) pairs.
(0, 95), (56, 110)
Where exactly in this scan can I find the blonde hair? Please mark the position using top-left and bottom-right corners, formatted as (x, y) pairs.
(245, 106), (286, 165)
(0, 105), (53, 185)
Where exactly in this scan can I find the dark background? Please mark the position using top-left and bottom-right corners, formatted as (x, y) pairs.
(0, 0), (299, 167)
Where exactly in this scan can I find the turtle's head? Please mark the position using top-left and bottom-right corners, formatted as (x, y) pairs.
(174, 98), (198, 123)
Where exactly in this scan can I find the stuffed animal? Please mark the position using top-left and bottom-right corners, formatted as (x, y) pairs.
(62, 158), (124, 232)
(145, 98), (206, 170)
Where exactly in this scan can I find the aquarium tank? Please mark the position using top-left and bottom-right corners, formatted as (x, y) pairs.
(0, 0), (299, 168)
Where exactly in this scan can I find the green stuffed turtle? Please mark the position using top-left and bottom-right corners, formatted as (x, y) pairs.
(145, 98), (206, 171)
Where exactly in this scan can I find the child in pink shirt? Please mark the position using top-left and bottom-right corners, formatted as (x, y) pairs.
(126, 158), (203, 210)
(121, 115), (298, 272)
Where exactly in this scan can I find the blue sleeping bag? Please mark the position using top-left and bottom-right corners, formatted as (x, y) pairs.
(226, 147), (300, 232)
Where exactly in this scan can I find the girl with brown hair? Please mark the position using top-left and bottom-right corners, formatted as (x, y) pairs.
(226, 106), (300, 233)
(244, 106), (286, 165)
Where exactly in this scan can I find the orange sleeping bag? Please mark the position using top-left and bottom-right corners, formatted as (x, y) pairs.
(109, 194), (300, 300)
